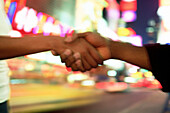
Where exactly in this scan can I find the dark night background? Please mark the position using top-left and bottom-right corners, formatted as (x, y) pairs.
(127, 0), (159, 44)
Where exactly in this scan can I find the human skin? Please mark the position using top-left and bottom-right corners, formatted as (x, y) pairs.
(0, 35), (103, 71)
(62, 32), (152, 71)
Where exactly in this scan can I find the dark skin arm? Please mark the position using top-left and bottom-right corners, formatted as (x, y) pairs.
(109, 40), (152, 70)
(62, 32), (152, 71)
(0, 35), (103, 71)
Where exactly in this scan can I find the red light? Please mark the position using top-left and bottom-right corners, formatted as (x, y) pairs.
(120, 0), (137, 11)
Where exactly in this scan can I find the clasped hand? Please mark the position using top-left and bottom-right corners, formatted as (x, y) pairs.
(59, 32), (112, 72)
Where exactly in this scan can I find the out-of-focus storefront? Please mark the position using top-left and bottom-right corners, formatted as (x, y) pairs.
(3, 0), (163, 112)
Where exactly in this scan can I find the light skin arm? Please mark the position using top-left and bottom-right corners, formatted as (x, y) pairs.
(62, 32), (152, 71)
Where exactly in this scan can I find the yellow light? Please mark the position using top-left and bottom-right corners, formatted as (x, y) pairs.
(38, 15), (47, 33)
(131, 72), (143, 78)
(4, 0), (11, 13)
(24, 63), (35, 71)
(144, 71), (153, 78)
(117, 27), (130, 36)
(8, 70), (12, 77)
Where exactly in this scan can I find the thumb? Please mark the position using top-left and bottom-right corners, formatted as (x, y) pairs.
(51, 50), (58, 56)
(64, 30), (78, 43)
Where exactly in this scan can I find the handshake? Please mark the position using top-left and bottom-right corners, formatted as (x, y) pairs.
(52, 32), (113, 72)
(0, 31), (150, 71)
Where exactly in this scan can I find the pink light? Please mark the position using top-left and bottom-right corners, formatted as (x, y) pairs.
(43, 17), (54, 36)
(122, 0), (136, 2)
(32, 13), (43, 34)
(122, 10), (136, 22)
(130, 35), (143, 46)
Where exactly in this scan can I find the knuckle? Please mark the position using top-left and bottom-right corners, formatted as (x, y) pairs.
(92, 63), (98, 68)
(86, 66), (91, 71)
(66, 63), (71, 67)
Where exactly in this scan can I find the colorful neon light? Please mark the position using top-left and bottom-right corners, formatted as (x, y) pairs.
(23, 8), (38, 33)
(43, 17), (54, 36)
(120, 0), (137, 11)
(4, 0), (11, 13)
(122, 10), (136, 22)
(7, 2), (17, 24)
(159, 0), (170, 6)
(15, 7), (29, 30)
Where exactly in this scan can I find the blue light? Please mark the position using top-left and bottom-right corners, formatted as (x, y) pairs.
(7, 2), (17, 24)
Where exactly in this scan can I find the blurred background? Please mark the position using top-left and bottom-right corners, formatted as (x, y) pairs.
(3, 0), (170, 113)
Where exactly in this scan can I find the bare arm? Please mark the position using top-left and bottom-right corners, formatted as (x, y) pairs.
(109, 41), (152, 70)
(0, 35), (103, 71)
(62, 32), (152, 71)
(0, 35), (65, 60)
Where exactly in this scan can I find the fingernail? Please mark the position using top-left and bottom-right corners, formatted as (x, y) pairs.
(75, 60), (81, 67)
(73, 53), (81, 60)
(64, 49), (72, 56)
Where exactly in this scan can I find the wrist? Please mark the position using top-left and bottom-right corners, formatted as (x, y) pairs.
(49, 36), (66, 54)
(109, 40), (122, 59)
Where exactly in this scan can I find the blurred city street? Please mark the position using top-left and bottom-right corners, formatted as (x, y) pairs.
(47, 88), (168, 113)
(10, 84), (168, 113)
(10, 84), (103, 113)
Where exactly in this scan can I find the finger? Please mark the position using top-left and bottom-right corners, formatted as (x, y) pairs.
(84, 52), (98, 68)
(65, 56), (75, 67)
(60, 49), (72, 63)
(82, 57), (92, 71)
(51, 50), (59, 56)
(77, 32), (92, 38)
(71, 63), (78, 71)
(64, 30), (78, 43)
(64, 52), (81, 67)
(88, 47), (104, 65)
(75, 59), (85, 72)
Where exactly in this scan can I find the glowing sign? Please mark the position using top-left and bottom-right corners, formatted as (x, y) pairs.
(8, 30), (22, 37)
(33, 12), (47, 34)
(159, 0), (170, 6)
(24, 8), (38, 33)
(5, 1), (72, 36)
(43, 17), (55, 36)
(7, 2), (17, 23)
(117, 27), (130, 36)
(120, 0), (137, 11)
(15, 7), (38, 33)
(15, 7), (29, 30)
(122, 11), (136, 22)
(4, 0), (11, 13)
(122, 0), (136, 2)
(51, 20), (62, 36)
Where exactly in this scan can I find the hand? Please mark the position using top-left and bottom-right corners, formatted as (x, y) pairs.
(62, 32), (112, 71)
(53, 36), (103, 72)
(75, 32), (112, 60)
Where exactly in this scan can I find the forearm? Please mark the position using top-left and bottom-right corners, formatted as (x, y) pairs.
(109, 41), (152, 70)
(0, 36), (63, 60)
